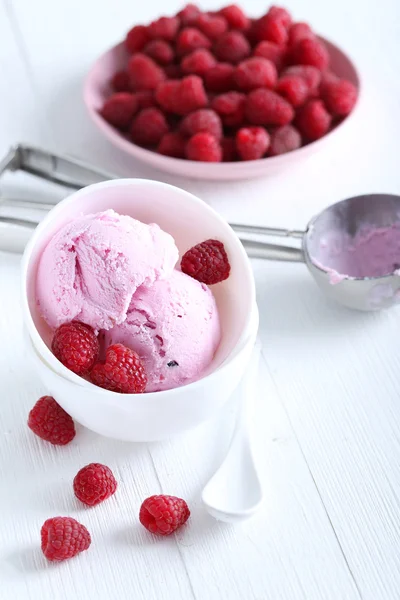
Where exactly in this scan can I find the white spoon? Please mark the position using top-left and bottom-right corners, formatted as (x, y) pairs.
(202, 343), (263, 523)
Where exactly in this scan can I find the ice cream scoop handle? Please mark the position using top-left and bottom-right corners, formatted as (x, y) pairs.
(241, 239), (304, 262)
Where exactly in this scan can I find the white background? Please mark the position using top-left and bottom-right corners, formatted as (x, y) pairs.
(1, 0), (400, 598)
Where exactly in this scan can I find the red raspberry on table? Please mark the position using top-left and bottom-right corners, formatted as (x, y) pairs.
(100, 93), (138, 129)
(181, 109), (223, 140)
(291, 37), (329, 70)
(28, 396), (75, 446)
(253, 41), (286, 70)
(211, 91), (246, 127)
(283, 65), (321, 96)
(186, 133), (222, 162)
(321, 79), (357, 116)
(221, 136), (237, 161)
(178, 4), (201, 26)
(143, 40), (174, 65)
(148, 16), (180, 41)
(156, 76), (208, 115)
(135, 90), (157, 109)
(90, 343), (147, 393)
(181, 239), (230, 283)
(267, 6), (292, 28)
(234, 57), (277, 91)
(276, 75), (308, 107)
(111, 71), (131, 92)
(181, 49), (217, 76)
(269, 124), (302, 155)
(296, 99), (332, 140)
(128, 54), (166, 91)
(164, 63), (182, 79)
(125, 25), (150, 53)
(288, 22), (314, 47)
(219, 5), (250, 30)
(214, 31), (251, 64)
(204, 63), (235, 93)
(52, 321), (99, 375)
(245, 88), (294, 126)
(73, 463), (117, 507)
(236, 126), (270, 160)
(130, 107), (169, 146)
(176, 27), (212, 57)
(195, 13), (228, 40)
(41, 517), (90, 562)
(139, 495), (190, 536)
(157, 132), (187, 158)
(254, 15), (288, 46)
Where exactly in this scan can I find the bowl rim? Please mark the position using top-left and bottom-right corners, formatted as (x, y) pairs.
(83, 36), (362, 175)
(21, 178), (257, 402)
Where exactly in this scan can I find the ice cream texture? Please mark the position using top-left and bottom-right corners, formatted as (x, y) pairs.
(36, 209), (179, 331)
(104, 270), (221, 392)
(36, 209), (221, 392)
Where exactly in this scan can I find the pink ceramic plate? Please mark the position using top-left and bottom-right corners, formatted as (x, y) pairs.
(83, 39), (360, 181)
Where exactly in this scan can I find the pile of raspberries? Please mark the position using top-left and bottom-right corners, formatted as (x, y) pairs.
(99, 4), (357, 162)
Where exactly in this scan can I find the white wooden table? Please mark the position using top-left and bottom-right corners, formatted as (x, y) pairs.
(1, 0), (400, 598)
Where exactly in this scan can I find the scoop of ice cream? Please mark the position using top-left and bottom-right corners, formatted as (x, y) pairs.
(36, 209), (178, 331)
(103, 269), (221, 392)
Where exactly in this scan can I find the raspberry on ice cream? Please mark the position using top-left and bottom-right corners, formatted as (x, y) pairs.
(51, 321), (99, 374)
(90, 343), (147, 393)
(181, 239), (230, 284)
(36, 209), (178, 331)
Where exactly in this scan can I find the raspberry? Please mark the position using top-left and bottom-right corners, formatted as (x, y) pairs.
(211, 91), (245, 127)
(234, 57), (277, 91)
(269, 124), (302, 155)
(135, 90), (156, 109)
(296, 99), (332, 140)
(219, 5), (250, 30)
(178, 4), (201, 26)
(245, 88), (294, 126)
(73, 463), (117, 506)
(90, 343), (147, 393)
(276, 75), (308, 107)
(128, 54), (166, 91)
(157, 132), (186, 158)
(130, 108), (169, 146)
(139, 495), (190, 536)
(283, 65), (321, 95)
(100, 93), (138, 129)
(221, 136), (237, 161)
(181, 49), (217, 76)
(144, 40), (174, 65)
(126, 25), (150, 53)
(148, 16), (180, 41)
(195, 14), (228, 40)
(291, 37), (329, 70)
(214, 31), (251, 64)
(52, 321), (99, 375)
(176, 27), (212, 57)
(28, 396), (76, 446)
(204, 63), (235, 93)
(164, 64), (182, 79)
(181, 109), (223, 140)
(255, 15), (288, 46)
(319, 70), (339, 96)
(186, 133), (222, 162)
(181, 239), (230, 283)
(236, 126), (270, 160)
(267, 6), (292, 29)
(321, 79), (357, 116)
(41, 517), (90, 562)
(111, 71), (131, 92)
(288, 22), (314, 47)
(156, 76), (207, 115)
(253, 41), (285, 70)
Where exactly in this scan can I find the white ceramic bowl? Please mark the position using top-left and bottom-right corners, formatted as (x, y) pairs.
(21, 179), (257, 441)
(83, 38), (361, 181)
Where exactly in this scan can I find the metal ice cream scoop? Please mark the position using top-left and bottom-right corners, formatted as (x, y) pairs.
(2, 145), (400, 311)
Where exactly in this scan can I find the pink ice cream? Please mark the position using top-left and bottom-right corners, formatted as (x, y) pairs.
(103, 270), (221, 392)
(36, 209), (179, 331)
